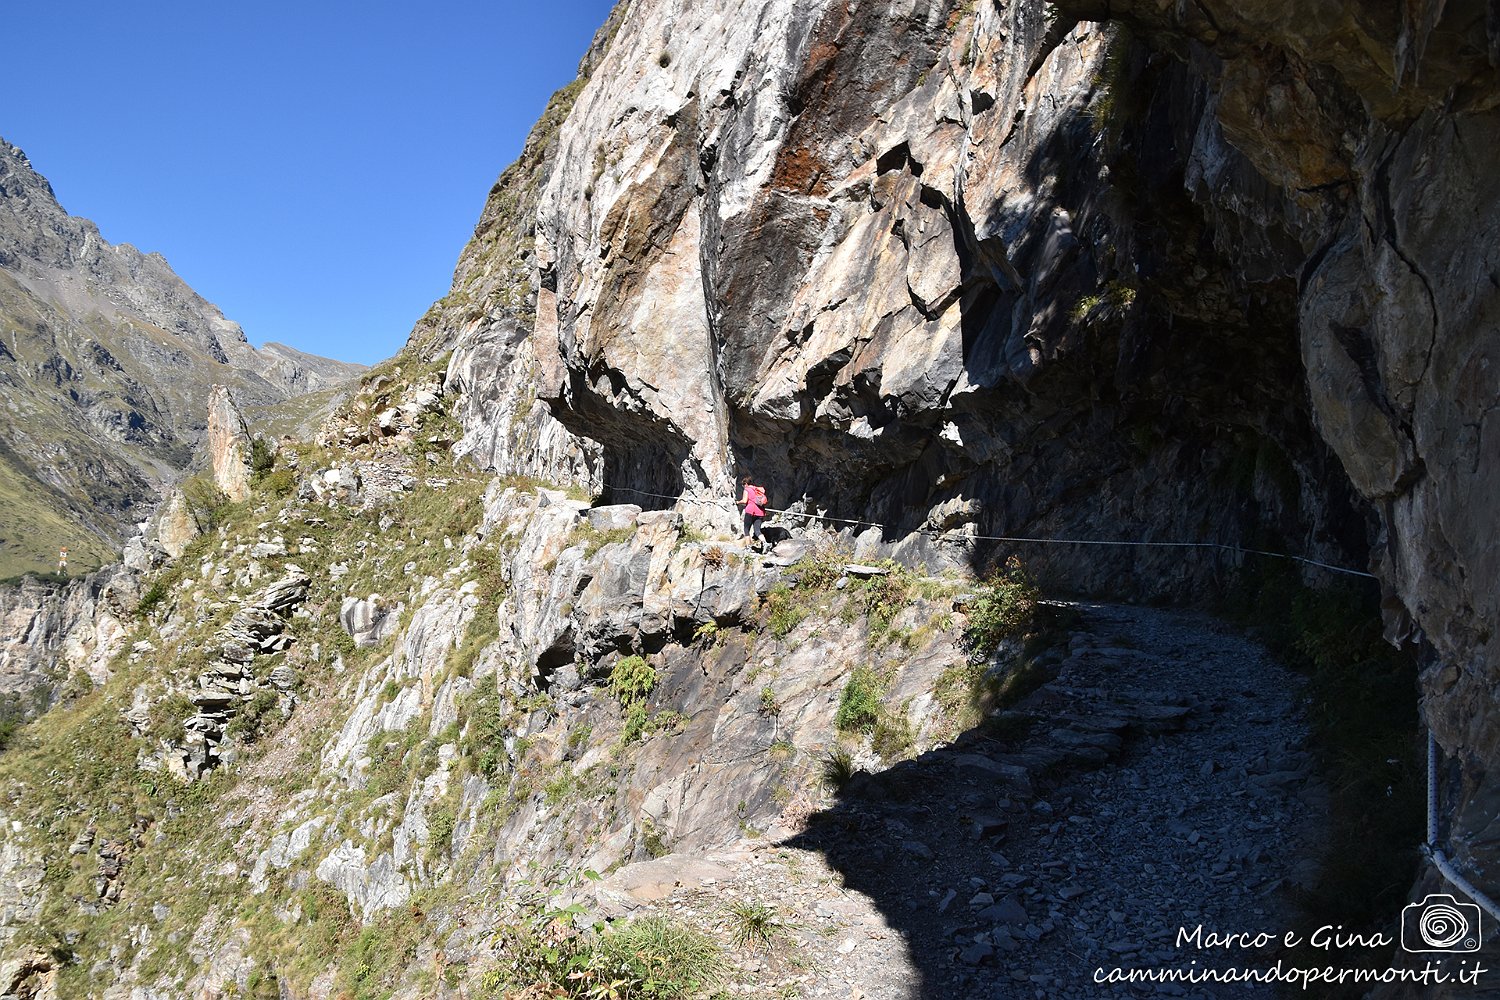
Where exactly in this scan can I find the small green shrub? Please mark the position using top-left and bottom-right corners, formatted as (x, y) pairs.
(245, 966), (280, 1000)
(963, 557), (1038, 657)
(181, 474), (231, 531)
(871, 710), (914, 760)
(0, 697), (22, 753)
(932, 661), (988, 740)
(855, 564), (915, 641)
(566, 521), (636, 558)
(790, 545), (851, 590)
(621, 702), (649, 744)
(135, 580), (170, 618)
(146, 692), (197, 743)
(484, 902), (722, 1000)
(226, 688), (281, 744)
(543, 771), (576, 806)
(758, 685), (780, 717)
(763, 586), (809, 639)
(647, 709), (689, 737)
(642, 820), (670, 859)
(258, 468), (296, 498)
(609, 655), (656, 706)
(249, 437), (275, 479)
(363, 723), (425, 798)
(767, 738), (796, 763)
(428, 803), (456, 860)
(461, 690), (509, 777)
(601, 918), (723, 996)
(834, 668), (882, 734)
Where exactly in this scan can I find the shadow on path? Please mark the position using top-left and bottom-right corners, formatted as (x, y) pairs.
(784, 602), (1317, 999)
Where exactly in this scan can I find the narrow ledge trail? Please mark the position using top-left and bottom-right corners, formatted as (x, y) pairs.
(606, 602), (1320, 1000)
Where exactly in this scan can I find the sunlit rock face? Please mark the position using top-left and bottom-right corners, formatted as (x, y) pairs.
(0, 2), (1497, 994)
(207, 385), (254, 503)
(426, 0), (1499, 954)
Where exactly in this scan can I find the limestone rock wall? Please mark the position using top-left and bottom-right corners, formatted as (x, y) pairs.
(0, 566), (137, 705)
(502, 0), (1368, 588)
(206, 385), (253, 502)
(428, 0), (1500, 940)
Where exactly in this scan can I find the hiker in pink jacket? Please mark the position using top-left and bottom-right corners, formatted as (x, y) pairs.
(738, 475), (767, 548)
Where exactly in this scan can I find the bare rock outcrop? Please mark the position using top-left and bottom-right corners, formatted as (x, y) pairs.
(206, 385), (253, 502)
(153, 488), (199, 559)
(0, 566), (136, 706)
(419, 0), (1500, 965)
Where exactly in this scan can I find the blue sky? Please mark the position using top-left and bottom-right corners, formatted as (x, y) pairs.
(5, 1), (617, 366)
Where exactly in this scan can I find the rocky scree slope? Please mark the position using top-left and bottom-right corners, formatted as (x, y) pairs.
(0, 137), (365, 579)
(420, 0), (1499, 982)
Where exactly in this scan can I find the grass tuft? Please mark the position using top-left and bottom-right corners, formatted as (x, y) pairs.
(727, 900), (782, 953)
(820, 746), (857, 791)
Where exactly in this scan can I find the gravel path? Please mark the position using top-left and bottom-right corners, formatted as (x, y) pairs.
(599, 602), (1322, 999)
(781, 601), (1320, 998)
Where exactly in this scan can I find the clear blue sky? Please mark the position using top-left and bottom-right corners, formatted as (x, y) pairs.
(4, 0), (617, 366)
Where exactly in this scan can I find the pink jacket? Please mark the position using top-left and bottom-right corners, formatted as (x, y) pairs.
(742, 484), (766, 517)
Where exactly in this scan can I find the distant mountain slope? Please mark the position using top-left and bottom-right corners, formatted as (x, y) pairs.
(0, 137), (365, 579)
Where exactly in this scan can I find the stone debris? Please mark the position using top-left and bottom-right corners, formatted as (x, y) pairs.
(339, 595), (403, 648)
(596, 603), (1316, 1000)
(163, 566), (311, 780)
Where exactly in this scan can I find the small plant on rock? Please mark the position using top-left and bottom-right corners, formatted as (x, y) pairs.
(871, 709), (915, 761)
(790, 544), (851, 591)
(963, 556), (1038, 657)
(249, 437), (276, 480)
(692, 620), (721, 647)
(459, 689), (508, 777)
(135, 580), (170, 619)
(226, 688), (281, 744)
(642, 818), (670, 859)
(767, 738), (796, 763)
(258, 467), (297, 498)
(820, 746), (857, 791)
(834, 668), (881, 735)
(609, 655), (656, 706)
(758, 685), (780, 717)
(763, 585), (809, 639)
(727, 900), (782, 952)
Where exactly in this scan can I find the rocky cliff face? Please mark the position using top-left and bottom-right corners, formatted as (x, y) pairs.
(429, 0), (1498, 982)
(0, 0), (1497, 995)
(205, 385), (254, 503)
(0, 567), (136, 703)
(0, 138), (366, 578)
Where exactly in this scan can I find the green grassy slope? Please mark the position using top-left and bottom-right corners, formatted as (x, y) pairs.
(0, 444), (113, 581)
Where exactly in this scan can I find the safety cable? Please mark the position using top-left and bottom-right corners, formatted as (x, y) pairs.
(1426, 733), (1500, 922)
(590, 482), (1377, 580)
(580, 481), (1498, 918)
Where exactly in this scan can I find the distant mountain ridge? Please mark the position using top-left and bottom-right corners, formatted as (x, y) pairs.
(0, 136), (365, 579)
